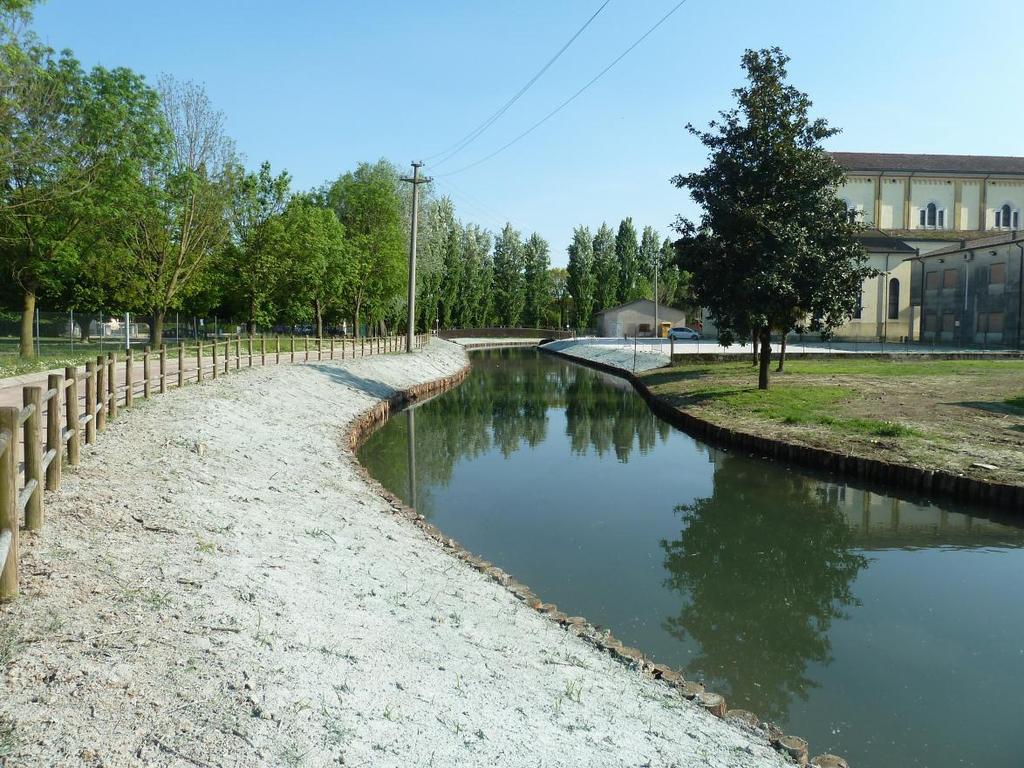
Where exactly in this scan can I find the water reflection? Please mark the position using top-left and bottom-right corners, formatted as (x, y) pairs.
(660, 453), (867, 723)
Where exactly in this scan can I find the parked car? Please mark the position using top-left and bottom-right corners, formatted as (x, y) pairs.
(668, 326), (701, 341)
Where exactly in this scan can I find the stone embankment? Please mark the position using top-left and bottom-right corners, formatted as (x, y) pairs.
(0, 338), (796, 767)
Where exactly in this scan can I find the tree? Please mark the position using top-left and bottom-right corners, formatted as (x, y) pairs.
(639, 225), (660, 299)
(118, 75), (235, 345)
(522, 232), (551, 328)
(492, 223), (525, 326)
(615, 217), (643, 303)
(548, 267), (570, 329)
(658, 237), (682, 307)
(673, 48), (874, 389)
(223, 161), (291, 334)
(566, 225), (595, 330)
(591, 223), (617, 312)
(457, 224), (491, 327)
(431, 197), (462, 329)
(0, 45), (168, 355)
(414, 197), (446, 333)
(327, 160), (406, 337)
(275, 196), (348, 338)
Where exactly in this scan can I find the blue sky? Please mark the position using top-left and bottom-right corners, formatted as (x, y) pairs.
(32, 0), (1024, 265)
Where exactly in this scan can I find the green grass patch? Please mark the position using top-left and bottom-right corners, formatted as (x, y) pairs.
(783, 358), (1024, 377)
(1005, 395), (1024, 411)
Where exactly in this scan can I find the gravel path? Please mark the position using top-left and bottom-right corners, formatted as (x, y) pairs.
(0, 339), (788, 768)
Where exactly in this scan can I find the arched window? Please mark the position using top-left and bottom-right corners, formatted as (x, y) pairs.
(888, 278), (900, 320)
(841, 199), (858, 223)
(918, 202), (946, 229)
(995, 203), (1019, 229)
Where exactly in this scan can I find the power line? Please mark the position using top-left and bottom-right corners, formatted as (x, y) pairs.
(436, 0), (693, 178)
(425, 0), (612, 168)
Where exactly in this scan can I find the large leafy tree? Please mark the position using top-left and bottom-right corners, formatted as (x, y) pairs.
(522, 232), (551, 328)
(492, 222), (525, 327)
(615, 217), (643, 303)
(327, 160), (405, 336)
(222, 161), (291, 334)
(431, 197), (462, 329)
(0, 43), (168, 355)
(118, 75), (236, 345)
(673, 47), (874, 389)
(638, 225), (660, 299)
(566, 225), (594, 330)
(413, 197), (447, 333)
(591, 222), (617, 312)
(548, 266), (570, 330)
(275, 196), (348, 337)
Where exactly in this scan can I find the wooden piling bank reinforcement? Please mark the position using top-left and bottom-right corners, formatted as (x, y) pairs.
(543, 347), (1024, 510)
(0, 333), (431, 604)
(345, 348), (841, 767)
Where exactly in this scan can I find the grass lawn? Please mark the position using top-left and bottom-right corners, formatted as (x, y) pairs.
(639, 357), (1024, 486)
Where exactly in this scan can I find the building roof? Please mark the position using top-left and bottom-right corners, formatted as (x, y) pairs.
(855, 229), (916, 254)
(918, 230), (1024, 258)
(593, 298), (683, 316)
(830, 152), (1024, 176)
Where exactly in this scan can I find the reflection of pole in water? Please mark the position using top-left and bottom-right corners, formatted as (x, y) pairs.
(407, 408), (417, 509)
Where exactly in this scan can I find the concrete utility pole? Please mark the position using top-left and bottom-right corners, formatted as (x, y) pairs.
(653, 253), (659, 337)
(401, 161), (432, 353)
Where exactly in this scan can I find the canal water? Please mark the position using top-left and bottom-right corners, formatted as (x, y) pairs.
(357, 348), (1024, 767)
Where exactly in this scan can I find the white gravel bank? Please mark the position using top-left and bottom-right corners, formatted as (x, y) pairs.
(0, 339), (787, 768)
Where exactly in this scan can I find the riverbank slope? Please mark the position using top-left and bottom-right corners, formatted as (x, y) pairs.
(0, 339), (787, 767)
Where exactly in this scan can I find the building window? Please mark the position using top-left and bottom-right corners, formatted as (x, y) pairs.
(852, 291), (863, 319)
(919, 202), (945, 229)
(990, 312), (1005, 332)
(991, 262), (1006, 285)
(942, 313), (956, 332)
(887, 278), (900, 320)
(841, 199), (860, 223)
(923, 313), (937, 333)
(995, 203), (1020, 229)
(926, 271), (939, 290)
(943, 268), (958, 289)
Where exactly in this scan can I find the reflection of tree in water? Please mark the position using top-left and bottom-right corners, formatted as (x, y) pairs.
(660, 453), (866, 723)
(359, 349), (674, 515)
(564, 371), (664, 461)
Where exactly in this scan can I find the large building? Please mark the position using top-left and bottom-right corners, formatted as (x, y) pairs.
(832, 152), (1024, 254)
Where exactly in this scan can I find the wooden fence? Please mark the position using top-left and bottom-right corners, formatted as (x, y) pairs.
(0, 332), (430, 600)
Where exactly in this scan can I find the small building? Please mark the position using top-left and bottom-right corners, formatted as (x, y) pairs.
(909, 231), (1024, 347)
(594, 298), (685, 337)
(834, 229), (919, 342)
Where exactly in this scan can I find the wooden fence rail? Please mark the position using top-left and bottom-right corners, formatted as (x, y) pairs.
(0, 332), (430, 600)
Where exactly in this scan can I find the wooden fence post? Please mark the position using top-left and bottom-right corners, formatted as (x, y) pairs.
(261, 335), (266, 365)
(84, 361), (96, 445)
(45, 375), (62, 491)
(247, 336), (253, 368)
(178, 344), (185, 388)
(235, 336), (241, 370)
(64, 367), (80, 466)
(95, 356), (106, 433)
(0, 406), (18, 600)
(304, 336), (309, 362)
(361, 337), (365, 356)
(224, 340), (230, 375)
(212, 337), (218, 380)
(23, 386), (43, 529)
(107, 353), (117, 421)
(317, 337), (323, 361)
(275, 336), (281, 365)
(290, 336), (295, 363)
(143, 346), (151, 399)
(159, 346), (167, 393)
(197, 340), (204, 383)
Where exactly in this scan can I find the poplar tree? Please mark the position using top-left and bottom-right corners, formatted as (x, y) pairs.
(639, 225), (661, 298)
(492, 223), (525, 326)
(522, 232), (551, 328)
(566, 225), (595, 330)
(615, 217), (642, 303)
(457, 224), (491, 327)
(673, 47), (873, 389)
(591, 223), (617, 312)
(431, 197), (462, 328)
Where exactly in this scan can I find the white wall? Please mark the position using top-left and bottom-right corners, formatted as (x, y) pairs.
(984, 180), (1024, 229)
(909, 178), (956, 230)
(837, 177), (875, 225)
(879, 177), (905, 229)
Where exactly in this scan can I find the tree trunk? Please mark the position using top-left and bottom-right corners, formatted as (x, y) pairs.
(80, 319), (91, 344)
(751, 330), (758, 365)
(150, 310), (165, 347)
(354, 302), (361, 339)
(758, 327), (771, 390)
(314, 298), (324, 339)
(776, 333), (787, 372)
(19, 289), (36, 358)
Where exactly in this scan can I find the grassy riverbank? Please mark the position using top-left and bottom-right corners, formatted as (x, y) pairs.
(639, 358), (1024, 486)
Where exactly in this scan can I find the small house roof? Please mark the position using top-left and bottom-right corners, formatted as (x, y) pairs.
(918, 230), (1024, 258)
(855, 229), (916, 254)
